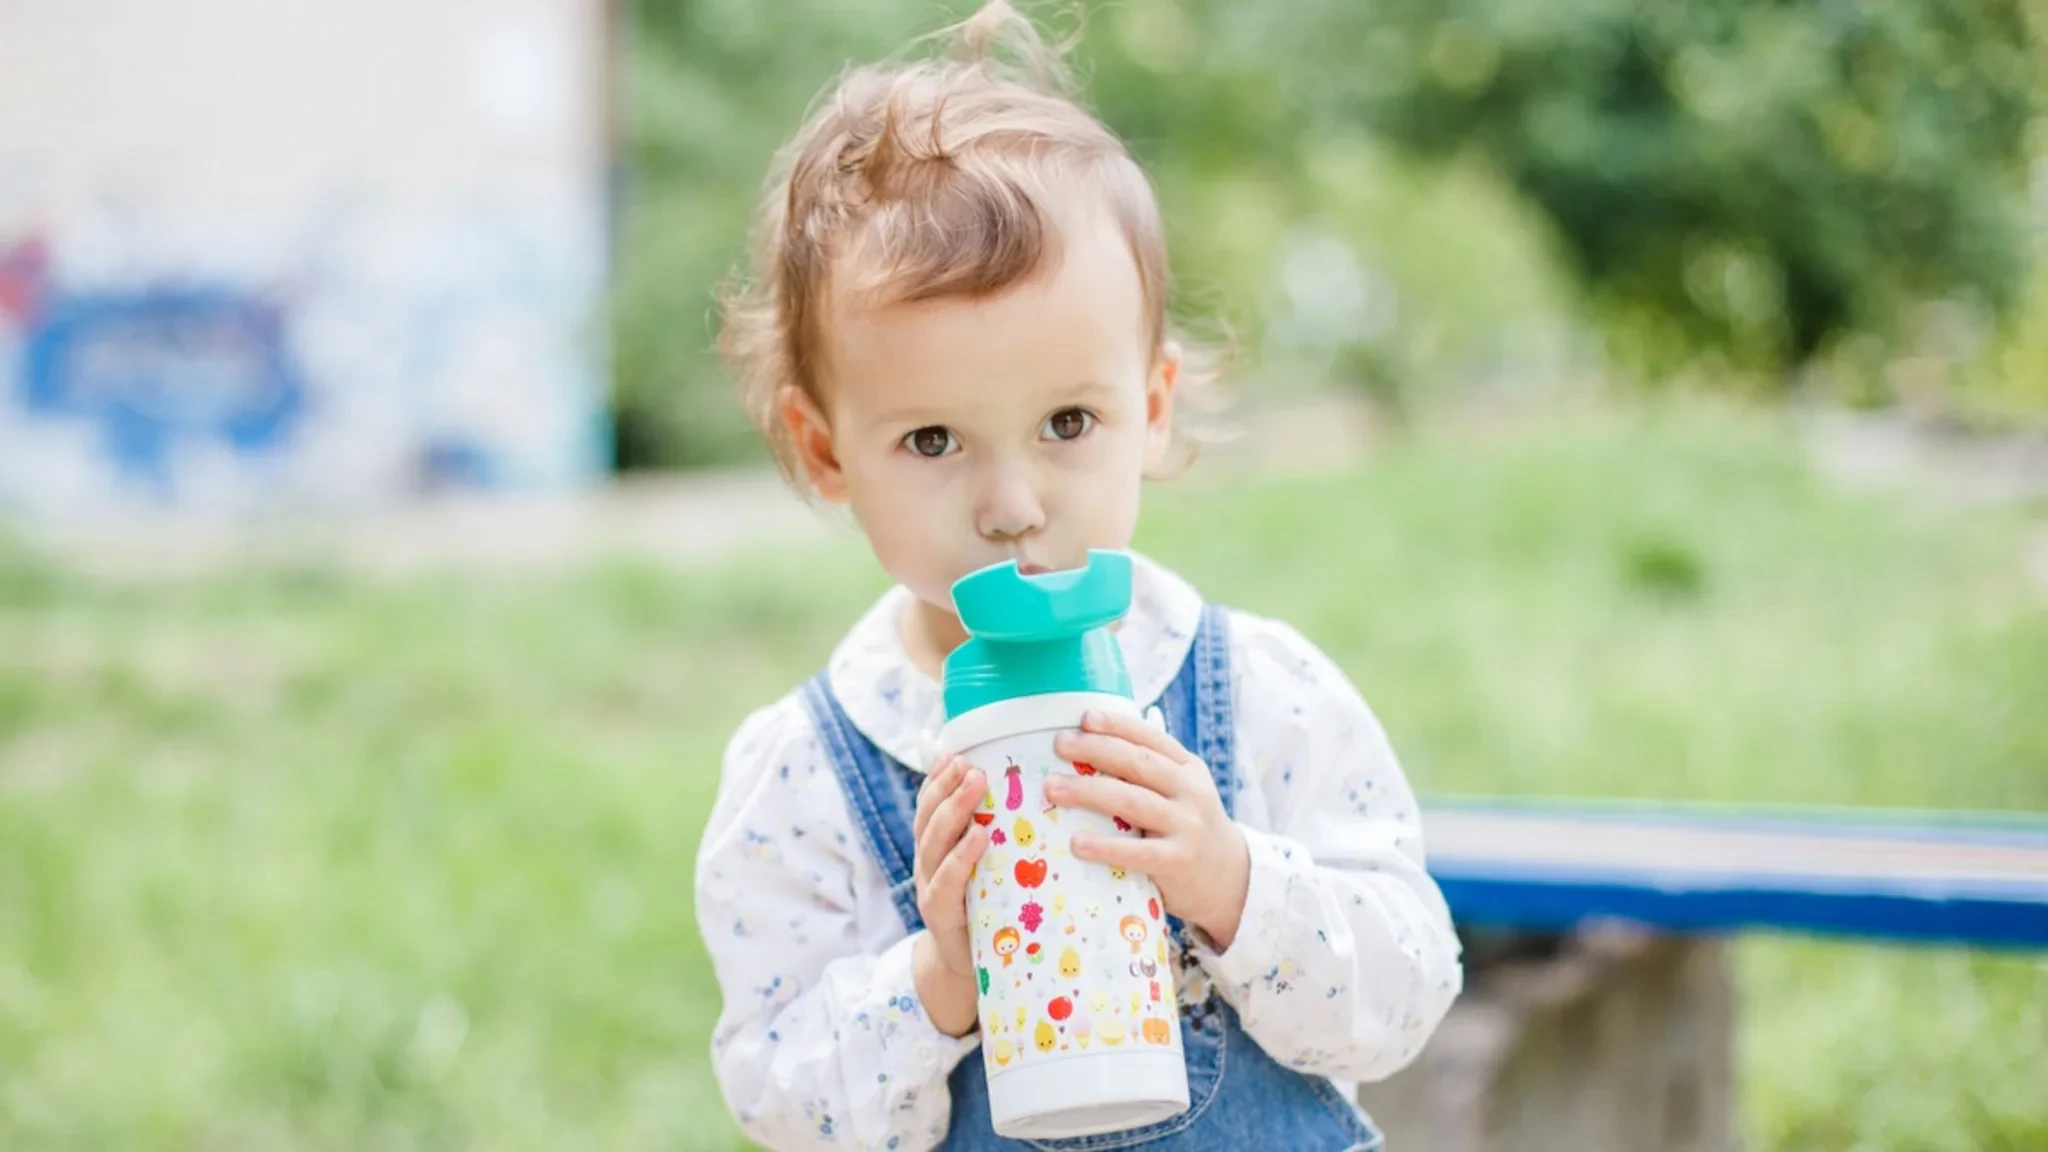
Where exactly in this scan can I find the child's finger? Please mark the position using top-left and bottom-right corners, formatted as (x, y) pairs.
(1045, 772), (1177, 836)
(912, 755), (960, 843)
(1054, 729), (1184, 797)
(915, 765), (984, 880)
(926, 821), (990, 906)
(1069, 831), (1178, 874)
(1079, 708), (1191, 764)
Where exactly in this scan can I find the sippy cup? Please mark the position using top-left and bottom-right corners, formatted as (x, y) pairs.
(932, 549), (1188, 1140)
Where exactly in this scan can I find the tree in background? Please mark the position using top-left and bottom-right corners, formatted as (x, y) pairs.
(611, 0), (2045, 469)
(1279, 0), (2043, 387)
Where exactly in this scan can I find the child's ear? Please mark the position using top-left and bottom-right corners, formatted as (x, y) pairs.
(779, 385), (849, 503)
(1142, 341), (1181, 472)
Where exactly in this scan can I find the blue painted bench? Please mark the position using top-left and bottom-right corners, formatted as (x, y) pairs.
(1357, 799), (2048, 1148)
(1420, 798), (2048, 949)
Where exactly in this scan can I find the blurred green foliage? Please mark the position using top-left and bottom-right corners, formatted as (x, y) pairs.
(610, 0), (2044, 469)
(1284, 0), (2042, 373)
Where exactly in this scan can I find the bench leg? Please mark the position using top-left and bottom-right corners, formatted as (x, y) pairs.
(1356, 924), (1736, 1152)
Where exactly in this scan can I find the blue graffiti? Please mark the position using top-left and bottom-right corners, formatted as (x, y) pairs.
(19, 286), (306, 495)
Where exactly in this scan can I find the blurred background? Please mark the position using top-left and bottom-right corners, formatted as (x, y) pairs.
(1, 0), (2045, 1149)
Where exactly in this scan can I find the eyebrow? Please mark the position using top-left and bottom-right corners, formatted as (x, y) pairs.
(1064, 380), (1122, 404)
(872, 381), (1122, 427)
(870, 403), (959, 427)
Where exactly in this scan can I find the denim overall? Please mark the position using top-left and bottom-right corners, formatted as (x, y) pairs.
(800, 604), (1386, 1151)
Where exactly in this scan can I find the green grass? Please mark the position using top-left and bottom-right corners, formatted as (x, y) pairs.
(2, 404), (2044, 1150)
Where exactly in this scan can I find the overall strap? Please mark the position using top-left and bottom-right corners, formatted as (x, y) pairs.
(1156, 602), (1238, 817)
(799, 674), (926, 933)
(1153, 603), (1239, 959)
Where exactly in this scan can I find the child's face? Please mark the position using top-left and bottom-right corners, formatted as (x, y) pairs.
(784, 202), (1177, 622)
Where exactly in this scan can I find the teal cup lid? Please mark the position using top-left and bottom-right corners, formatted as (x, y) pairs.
(941, 549), (1136, 719)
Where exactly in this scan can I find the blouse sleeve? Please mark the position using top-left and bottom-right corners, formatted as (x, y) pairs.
(1182, 614), (1465, 1083)
(694, 700), (981, 1151)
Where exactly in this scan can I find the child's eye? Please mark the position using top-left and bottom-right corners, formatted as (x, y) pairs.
(904, 426), (958, 458)
(1042, 408), (1094, 442)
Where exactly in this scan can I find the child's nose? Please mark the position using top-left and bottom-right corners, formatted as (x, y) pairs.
(975, 463), (1046, 541)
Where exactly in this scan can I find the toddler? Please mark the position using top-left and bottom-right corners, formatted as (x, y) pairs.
(694, 4), (1464, 1148)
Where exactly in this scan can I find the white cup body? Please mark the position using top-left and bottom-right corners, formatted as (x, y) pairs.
(936, 692), (1191, 1141)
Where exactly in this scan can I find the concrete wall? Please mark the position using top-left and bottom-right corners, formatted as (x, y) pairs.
(0, 0), (614, 520)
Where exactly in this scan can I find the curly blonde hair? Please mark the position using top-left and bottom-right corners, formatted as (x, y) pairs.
(716, 0), (1229, 493)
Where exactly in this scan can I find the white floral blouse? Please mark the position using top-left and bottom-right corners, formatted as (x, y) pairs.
(694, 552), (1465, 1151)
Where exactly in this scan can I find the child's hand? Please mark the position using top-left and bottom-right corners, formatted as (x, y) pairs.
(910, 754), (990, 1036)
(1048, 710), (1252, 950)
